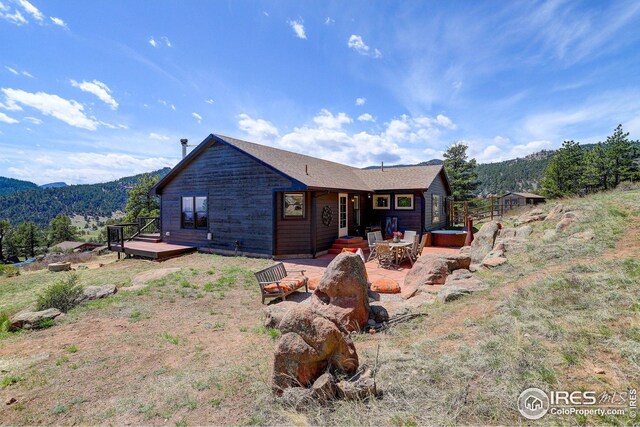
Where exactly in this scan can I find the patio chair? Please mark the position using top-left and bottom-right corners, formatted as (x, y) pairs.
(416, 234), (428, 258)
(406, 234), (420, 261)
(403, 230), (417, 244)
(374, 230), (383, 242)
(366, 232), (378, 262)
(376, 241), (395, 269)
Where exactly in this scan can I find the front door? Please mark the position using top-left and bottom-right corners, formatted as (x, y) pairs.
(338, 193), (348, 237)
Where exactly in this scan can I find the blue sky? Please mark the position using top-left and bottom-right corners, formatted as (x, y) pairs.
(1, 1), (640, 184)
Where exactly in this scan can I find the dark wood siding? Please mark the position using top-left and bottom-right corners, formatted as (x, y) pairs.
(275, 191), (312, 256)
(366, 190), (424, 235)
(424, 171), (448, 230)
(315, 192), (339, 253)
(159, 141), (292, 255)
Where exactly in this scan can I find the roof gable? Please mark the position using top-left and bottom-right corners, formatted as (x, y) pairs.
(153, 134), (450, 194)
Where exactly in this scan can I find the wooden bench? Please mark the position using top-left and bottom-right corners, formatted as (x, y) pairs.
(255, 263), (308, 304)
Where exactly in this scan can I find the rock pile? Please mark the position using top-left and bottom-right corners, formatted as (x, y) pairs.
(271, 253), (379, 404)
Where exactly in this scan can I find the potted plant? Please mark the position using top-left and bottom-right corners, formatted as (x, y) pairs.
(392, 231), (403, 243)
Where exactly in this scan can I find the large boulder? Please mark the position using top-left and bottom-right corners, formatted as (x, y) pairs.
(470, 221), (500, 264)
(263, 301), (299, 329)
(48, 262), (71, 272)
(545, 203), (565, 221)
(75, 284), (117, 304)
(556, 212), (578, 233)
(515, 209), (546, 226)
(401, 257), (449, 299)
(273, 305), (359, 393)
(310, 253), (370, 331)
(439, 270), (489, 302)
(370, 278), (400, 294)
(421, 253), (471, 271)
(10, 308), (63, 331)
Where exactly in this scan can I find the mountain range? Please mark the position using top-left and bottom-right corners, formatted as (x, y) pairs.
(0, 148), (556, 227)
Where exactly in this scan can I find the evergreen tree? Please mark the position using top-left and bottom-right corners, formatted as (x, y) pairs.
(443, 142), (479, 201)
(541, 140), (584, 198)
(604, 124), (639, 186)
(48, 214), (79, 245)
(123, 174), (160, 222)
(0, 220), (10, 259)
(583, 144), (613, 192)
(13, 221), (41, 258)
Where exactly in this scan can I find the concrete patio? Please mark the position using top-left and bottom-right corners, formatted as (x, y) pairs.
(281, 246), (461, 289)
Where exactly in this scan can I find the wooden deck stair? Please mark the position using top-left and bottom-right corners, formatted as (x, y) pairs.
(328, 236), (370, 255)
(132, 233), (162, 243)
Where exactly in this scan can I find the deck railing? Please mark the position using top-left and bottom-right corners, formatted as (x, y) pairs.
(449, 196), (527, 228)
(106, 217), (160, 252)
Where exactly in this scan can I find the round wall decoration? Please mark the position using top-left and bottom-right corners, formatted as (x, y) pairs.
(321, 205), (332, 226)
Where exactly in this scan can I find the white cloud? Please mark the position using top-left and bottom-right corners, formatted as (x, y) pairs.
(357, 113), (375, 122)
(324, 17), (334, 25)
(149, 132), (170, 141)
(313, 109), (352, 130)
(23, 116), (42, 124)
(263, 11), (269, 17)
(70, 79), (118, 110)
(348, 35), (382, 58)
(192, 112), (202, 123)
(238, 113), (279, 139)
(21, 70), (33, 78)
(236, 109), (457, 167)
(355, 97), (366, 106)
(16, 0), (43, 22)
(50, 16), (67, 28)
(0, 2), (27, 25)
(149, 37), (158, 47)
(205, 98), (215, 104)
(7, 152), (175, 185)
(0, 111), (18, 124)
(161, 36), (171, 47)
(1, 88), (99, 130)
(287, 19), (307, 39)
(5, 66), (18, 75)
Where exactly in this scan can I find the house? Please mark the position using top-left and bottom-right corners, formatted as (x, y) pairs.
(502, 192), (546, 210)
(52, 241), (103, 252)
(151, 134), (452, 259)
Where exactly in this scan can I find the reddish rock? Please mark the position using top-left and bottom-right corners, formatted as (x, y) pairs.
(470, 221), (500, 264)
(402, 258), (449, 299)
(310, 253), (370, 332)
(273, 305), (358, 393)
(370, 278), (400, 294)
(421, 253), (471, 271)
(263, 301), (299, 329)
(482, 257), (508, 268)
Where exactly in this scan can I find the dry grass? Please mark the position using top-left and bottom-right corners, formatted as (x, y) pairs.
(0, 188), (638, 426)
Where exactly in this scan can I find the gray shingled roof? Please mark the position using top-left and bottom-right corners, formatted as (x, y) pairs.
(154, 134), (447, 193)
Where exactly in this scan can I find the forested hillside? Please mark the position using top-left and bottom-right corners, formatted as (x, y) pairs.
(475, 150), (555, 196)
(0, 177), (39, 196)
(0, 168), (170, 227)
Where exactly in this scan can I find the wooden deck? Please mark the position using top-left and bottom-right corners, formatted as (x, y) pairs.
(110, 240), (196, 260)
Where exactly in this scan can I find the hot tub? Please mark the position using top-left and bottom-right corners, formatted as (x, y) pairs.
(430, 230), (467, 247)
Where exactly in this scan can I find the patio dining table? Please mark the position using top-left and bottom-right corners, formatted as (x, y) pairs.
(386, 240), (414, 266)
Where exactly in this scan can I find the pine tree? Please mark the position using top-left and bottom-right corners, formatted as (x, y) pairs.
(13, 221), (41, 258)
(541, 140), (584, 198)
(583, 144), (613, 192)
(443, 143), (479, 201)
(0, 220), (10, 259)
(604, 124), (639, 186)
(123, 174), (160, 223)
(48, 214), (79, 245)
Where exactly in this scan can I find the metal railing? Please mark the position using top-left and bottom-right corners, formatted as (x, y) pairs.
(106, 217), (160, 252)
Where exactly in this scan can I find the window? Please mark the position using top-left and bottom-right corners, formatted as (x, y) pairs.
(339, 195), (347, 228)
(182, 196), (208, 229)
(395, 194), (414, 210)
(283, 193), (305, 218)
(432, 194), (440, 223)
(372, 194), (390, 210)
(353, 196), (361, 226)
